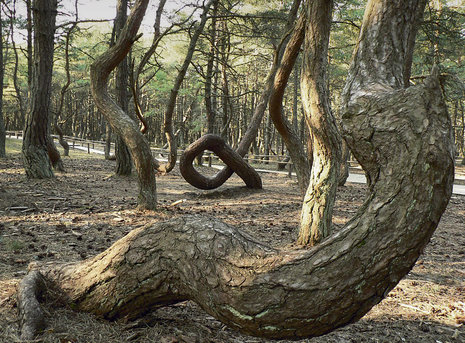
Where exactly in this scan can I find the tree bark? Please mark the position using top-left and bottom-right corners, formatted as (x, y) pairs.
(205, 0), (219, 134)
(90, 0), (156, 209)
(18, 0), (454, 340)
(114, 0), (133, 176)
(22, 0), (57, 178)
(180, 134), (262, 189)
(21, 84), (454, 336)
(298, 0), (341, 245)
(269, 14), (310, 195)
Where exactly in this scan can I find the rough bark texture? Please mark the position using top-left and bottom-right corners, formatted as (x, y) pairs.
(46, 135), (65, 172)
(90, 0), (156, 209)
(22, 83), (453, 336)
(180, 134), (262, 190)
(18, 0), (454, 340)
(299, 0), (341, 245)
(22, 0), (57, 178)
(54, 123), (69, 157)
(114, 0), (133, 176)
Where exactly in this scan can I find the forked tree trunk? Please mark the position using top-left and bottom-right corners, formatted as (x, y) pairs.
(90, 0), (156, 209)
(19, 0), (454, 340)
(22, 0), (57, 178)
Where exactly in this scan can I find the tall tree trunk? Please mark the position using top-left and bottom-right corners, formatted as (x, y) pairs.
(205, 0), (219, 134)
(269, 14), (310, 194)
(114, 0), (132, 175)
(22, 0), (57, 178)
(0, 6), (5, 158)
(90, 0), (156, 209)
(298, 0), (341, 245)
(158, 0), (216, 173)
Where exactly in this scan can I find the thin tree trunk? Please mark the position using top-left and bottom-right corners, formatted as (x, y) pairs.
(298, 0), (341, 245)
(114, 0), (132, 175)
(205, 0), (219, 134)
(90, 0), (156, 209)
(158, 0), (216, 173)
(0, 6), (5, 158)
(269, 14), (310, 194)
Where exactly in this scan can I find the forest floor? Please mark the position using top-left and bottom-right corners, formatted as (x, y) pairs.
(0, 139), (464, 343)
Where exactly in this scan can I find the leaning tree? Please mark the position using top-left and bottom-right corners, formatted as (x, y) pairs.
(18, 0), (454, 340)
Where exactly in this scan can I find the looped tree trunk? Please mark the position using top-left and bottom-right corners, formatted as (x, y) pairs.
(179, 134), (262, 190)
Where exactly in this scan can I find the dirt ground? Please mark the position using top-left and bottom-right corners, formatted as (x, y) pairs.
(0, 145), (464, 343)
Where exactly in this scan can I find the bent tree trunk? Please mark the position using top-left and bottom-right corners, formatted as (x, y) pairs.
(19, 0), (454, 340)
(90, 0), (156, 209)
(179, 0), (302, 190)
(21, 77), (453, 336)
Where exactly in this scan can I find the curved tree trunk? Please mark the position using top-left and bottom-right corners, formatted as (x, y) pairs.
(179, 0), (302, 190)
(180, 134), (262, 189)
(298, 0), (341, 245)
(114, 0), (133, 176)
(0, 7), (5, 158)
(54, 122), (69, 157)
(21, 79), (454, 336)
(157, 0), (215, 173)
(269, 14), (311, 195)
(90, 0), (156, 209)
(18, 0), (454, 341)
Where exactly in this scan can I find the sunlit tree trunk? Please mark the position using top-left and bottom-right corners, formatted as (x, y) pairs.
(298, 0), (341, 245)
(90, 0), (156, 209)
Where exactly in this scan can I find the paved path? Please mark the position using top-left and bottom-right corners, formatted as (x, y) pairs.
(9, 136), (465, 196)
